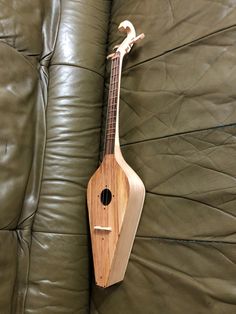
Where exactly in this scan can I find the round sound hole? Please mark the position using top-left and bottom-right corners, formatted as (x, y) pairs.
(100, 188), (112, 206)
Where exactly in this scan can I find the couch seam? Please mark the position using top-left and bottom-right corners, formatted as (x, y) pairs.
(50, 62), (104, 78)
(135, 235), (236, 245)
(0, 40), (39, 76)
(121, 121), (236, 147)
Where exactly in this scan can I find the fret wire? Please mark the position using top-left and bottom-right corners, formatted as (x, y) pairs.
(104, 53), (121, 155)
(106, 128), (116, 131)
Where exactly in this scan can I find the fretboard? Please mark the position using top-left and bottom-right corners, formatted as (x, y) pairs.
(104, 52), (121, 155)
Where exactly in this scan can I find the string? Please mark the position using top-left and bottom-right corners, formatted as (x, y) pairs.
(104, 52), (120, 157)
(103, 57), (114, 157)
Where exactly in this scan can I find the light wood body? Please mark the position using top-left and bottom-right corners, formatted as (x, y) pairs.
(87, 20), (145, 288)
(87, 148), (145, 287)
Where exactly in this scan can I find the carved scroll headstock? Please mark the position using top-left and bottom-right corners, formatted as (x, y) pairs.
(107, 20), (145, 59)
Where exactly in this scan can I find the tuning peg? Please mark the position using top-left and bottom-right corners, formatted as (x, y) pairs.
(129, 33), (145, 46)
(107, 52), (116, 60)
(113, 45), (120, 51)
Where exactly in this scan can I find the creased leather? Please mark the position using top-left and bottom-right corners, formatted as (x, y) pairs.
(91, 1), (236, 314)
(24, 1), (111, 313)
(1, 0), (236, 313)
(0, 1), (60, 313)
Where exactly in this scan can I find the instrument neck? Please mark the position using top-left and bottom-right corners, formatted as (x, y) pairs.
(104, 52), (123, 157)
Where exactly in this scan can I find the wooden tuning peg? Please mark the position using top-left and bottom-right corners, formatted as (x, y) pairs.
(107, 52), (116, 60)
(113, 45), (120, 51)
(129, 33), (145, 46)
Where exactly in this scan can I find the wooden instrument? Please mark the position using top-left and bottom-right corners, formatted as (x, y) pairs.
(87, 20), (145, 288)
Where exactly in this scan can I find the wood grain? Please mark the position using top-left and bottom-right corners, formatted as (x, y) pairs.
(87, 20), (145, 288)
(87, 151), (145, 287)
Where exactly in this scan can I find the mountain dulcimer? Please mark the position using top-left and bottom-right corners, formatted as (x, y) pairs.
(87, 20), (145, 288)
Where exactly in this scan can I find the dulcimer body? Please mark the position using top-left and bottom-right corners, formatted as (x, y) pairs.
(87, 147), (145, 287)
(87, 20), (145, 288)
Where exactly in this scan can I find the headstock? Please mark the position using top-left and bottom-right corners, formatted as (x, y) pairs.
(107, 20), (145, 59)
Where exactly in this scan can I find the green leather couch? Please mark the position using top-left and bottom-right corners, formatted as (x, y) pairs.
(1, 1), (235, 313)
